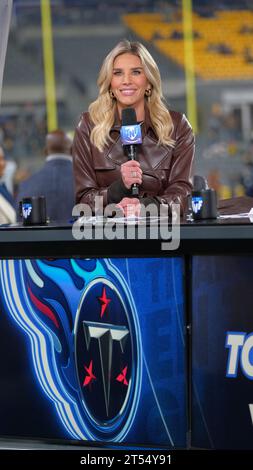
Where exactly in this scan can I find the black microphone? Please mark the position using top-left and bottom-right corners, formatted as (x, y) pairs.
(193, 175), (209, 191)
(120, 107), (142, 196)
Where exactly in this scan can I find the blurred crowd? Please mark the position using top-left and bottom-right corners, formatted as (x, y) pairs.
(12, 0), (158, 27)
(202, 102), (253, 199)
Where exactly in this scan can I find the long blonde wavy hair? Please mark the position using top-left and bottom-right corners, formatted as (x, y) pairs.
(89, 40), (175, 151)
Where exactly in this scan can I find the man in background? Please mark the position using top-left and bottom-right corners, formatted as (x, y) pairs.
(16, 129), (75, 222)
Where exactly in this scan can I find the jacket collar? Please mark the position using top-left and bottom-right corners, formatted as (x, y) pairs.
(93, 104), (172, 171)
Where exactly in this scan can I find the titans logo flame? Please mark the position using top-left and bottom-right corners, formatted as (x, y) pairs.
(0, 259), (142, 441)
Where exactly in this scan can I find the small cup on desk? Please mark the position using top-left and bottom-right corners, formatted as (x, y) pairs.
(191, 189), (217, 220)
(20, 196), (47, 226)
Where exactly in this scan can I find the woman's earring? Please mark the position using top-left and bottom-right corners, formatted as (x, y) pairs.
(109, 89), (115, 99)
(145, 88), (152, 97)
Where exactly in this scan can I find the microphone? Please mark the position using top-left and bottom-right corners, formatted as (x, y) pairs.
(193, 175), (209, 191)
(120, 107), (142, 196)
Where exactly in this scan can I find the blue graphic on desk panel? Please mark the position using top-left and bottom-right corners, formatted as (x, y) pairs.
(191, 255), (253, 449)
(0, 258), (186, 447)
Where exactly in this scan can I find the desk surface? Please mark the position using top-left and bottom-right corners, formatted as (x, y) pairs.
(0, 217), (253, 257)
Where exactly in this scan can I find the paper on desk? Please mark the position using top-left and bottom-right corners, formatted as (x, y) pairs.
(77, 215), (170, 225)
(218, 208), (253, 220)
(219, 213), (250, 219)
(109, 215), (170, 224)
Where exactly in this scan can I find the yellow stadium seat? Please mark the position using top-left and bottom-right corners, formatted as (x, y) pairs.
(123, 10), (253, 80)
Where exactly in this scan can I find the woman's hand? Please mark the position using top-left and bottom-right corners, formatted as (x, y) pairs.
(120, 160), (142, 189)
(117, 197), (141, 217)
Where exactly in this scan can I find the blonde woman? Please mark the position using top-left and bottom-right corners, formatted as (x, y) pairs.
(72, 40), (194, 216)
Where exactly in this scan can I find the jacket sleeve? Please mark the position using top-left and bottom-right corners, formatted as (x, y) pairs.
(72, 115), (109, 209)
(72, 115), (133, 209)
(155, 113), (194, 215)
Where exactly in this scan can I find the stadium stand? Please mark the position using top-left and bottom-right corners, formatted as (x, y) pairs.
(123, 10), (253, 80)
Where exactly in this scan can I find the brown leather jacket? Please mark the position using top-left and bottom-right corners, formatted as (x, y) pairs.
(72, 109), (194, 214)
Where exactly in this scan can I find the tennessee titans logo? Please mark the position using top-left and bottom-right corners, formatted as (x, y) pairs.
(22, 203), (32, 219)
(192, 196), (203, 214)
(75, 278), (136, 438)
(0, 259), (142, 441)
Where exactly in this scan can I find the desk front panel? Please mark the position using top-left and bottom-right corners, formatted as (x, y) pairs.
(0, 256), (186, 448)
(192, 255), (253, 449)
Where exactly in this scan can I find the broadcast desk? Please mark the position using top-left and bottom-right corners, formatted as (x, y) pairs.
(0, 217), (253, 257)
(0, 219), (253, 449)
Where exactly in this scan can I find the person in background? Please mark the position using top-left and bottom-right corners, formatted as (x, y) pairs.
(72, 40), (194, 217)
(16, 129), (75, 222)
(0, 146), (16, 224)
